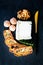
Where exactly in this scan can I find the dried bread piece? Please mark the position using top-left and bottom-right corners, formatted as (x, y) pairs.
(9, 46), (33, 56)
(3, 30), (33, 57)
(3, 30), (14, 39)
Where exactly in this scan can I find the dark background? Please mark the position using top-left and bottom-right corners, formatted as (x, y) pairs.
(0, 0), (43, 65)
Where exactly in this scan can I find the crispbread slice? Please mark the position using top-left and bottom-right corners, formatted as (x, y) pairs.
(3, 30), (33, 57)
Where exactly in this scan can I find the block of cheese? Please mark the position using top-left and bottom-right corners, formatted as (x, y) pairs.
(16, 20), (32, 40)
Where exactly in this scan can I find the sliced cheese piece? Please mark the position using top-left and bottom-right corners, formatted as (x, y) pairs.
(16, 20), (32, 40)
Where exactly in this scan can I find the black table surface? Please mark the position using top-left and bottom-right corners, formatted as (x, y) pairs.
(0, 0), (43, 65)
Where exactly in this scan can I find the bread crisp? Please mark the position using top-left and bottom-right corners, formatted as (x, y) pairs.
(3, 30), (33, 57)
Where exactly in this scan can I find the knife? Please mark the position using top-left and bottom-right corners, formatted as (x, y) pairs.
(34, 11), (39, 53)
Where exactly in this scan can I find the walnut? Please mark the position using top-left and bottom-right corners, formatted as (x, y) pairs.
(17, 9), (30, 20)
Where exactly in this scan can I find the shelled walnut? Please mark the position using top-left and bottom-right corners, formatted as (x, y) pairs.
(17, 9), (30, 20)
